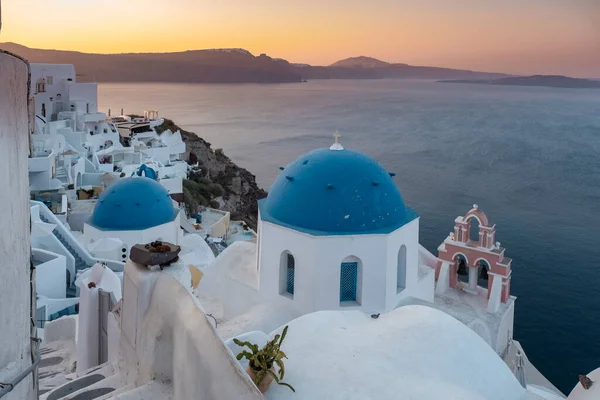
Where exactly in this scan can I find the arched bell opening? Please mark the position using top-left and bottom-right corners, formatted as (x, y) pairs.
(476, 259), (491, 290)
(468, 216), (480, 244)
(454, 254), (469, 284)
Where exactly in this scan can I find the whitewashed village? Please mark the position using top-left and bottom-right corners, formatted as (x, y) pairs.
(1, 55), (599, 399)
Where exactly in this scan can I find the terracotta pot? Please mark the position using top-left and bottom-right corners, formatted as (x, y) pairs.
(246, 366), (275, 393)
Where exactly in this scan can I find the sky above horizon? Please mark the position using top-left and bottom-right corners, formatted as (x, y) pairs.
(1, 0), (599, 77)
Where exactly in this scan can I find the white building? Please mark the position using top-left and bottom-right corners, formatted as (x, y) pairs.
(24, 62), (225, 340)
(83, 177), (181, 261)
(257, 142), (429, 315)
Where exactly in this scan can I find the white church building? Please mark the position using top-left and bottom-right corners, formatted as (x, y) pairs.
(83, 177), (181, 262)
(257, 140), (430, 315)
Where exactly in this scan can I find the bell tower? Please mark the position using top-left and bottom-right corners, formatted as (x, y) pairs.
(436, 205), (512, 312)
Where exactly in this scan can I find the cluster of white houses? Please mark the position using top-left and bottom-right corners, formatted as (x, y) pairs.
(0, 56), (598, 400)
(26, 63), (255, 329)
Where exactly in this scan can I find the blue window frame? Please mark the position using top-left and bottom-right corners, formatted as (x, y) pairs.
(286, 254), (295, 294)
(340, 262), (358, 302)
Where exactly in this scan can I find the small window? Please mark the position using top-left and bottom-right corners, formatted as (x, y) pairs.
(340, 262), (358, 302)
(286, 254), (295, 294)
(279, 251), (295, 298)
(47, 76), (54, 85)
(397, 245), (407, 293)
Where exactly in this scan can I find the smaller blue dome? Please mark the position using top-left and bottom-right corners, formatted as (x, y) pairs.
(91, 177), (177, 231)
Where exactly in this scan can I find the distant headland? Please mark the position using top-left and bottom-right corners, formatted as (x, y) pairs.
(2, 43), (596, 86)
(438, 75), (600, 89)
(0, 43), (508, 83)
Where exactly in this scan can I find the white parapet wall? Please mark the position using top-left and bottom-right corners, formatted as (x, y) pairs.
(32, 248), (67, 299)
(76, 263), (122, 374)
(0, 50), (37, 400)
(119, 259), (263, 399)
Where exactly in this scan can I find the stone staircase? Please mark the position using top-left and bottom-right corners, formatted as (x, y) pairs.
(39, 212), (90, 273)
(55, 165), (68, 184)
(39, 345), (173, 400)
(38, 211), (91, 296)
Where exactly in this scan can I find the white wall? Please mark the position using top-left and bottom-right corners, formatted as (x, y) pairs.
(68, 83), (98, 113)
(160, 177), (183, 196)
(89, 238), (124, 262)
(85, 122), (119, 152)
(33, 248), (67, 299)
(0, 51), (36, 400)
(495, 300), (515, 355)
(31, 207), (77, 284)
(83, 215), (180, 259)
(142, 146), (171, 165)
(30, 64), (75, 123)
(76, 264), (122, 373)
(119, 261), (263, 400)
(258, 217), (421, 315)
(387, 219), (421, 308)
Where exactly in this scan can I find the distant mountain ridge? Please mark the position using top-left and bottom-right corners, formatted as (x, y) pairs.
(0, 42), (302, 83)
(1, 42), (510, 83)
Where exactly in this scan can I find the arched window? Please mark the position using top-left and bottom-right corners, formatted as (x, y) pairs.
(279, 251), (295, 297)
(340, 256), (362, 305)
(397, 245), (407, 293)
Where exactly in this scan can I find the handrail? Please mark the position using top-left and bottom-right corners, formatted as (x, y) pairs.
(0, 338), (41, 399)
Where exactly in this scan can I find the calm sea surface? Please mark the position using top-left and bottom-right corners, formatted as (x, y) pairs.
(99, 79), (600, 394)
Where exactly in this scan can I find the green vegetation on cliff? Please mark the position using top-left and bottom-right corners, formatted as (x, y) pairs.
(155, 119), (267, 229)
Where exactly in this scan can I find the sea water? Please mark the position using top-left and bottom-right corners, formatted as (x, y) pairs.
(99, 79), (600, 394)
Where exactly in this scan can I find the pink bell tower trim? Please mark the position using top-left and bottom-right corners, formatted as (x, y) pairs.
(436, 205), (512, 304)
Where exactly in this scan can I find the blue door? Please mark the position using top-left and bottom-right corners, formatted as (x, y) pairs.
(340, 262), (358, 302)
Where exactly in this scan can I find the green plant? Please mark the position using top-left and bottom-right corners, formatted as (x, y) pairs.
(233, 326), (295, 392)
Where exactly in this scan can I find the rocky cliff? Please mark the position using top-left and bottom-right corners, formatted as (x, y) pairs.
(156, 119), (266, 230)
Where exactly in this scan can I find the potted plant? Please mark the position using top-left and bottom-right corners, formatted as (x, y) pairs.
(233, 326), (295, 393)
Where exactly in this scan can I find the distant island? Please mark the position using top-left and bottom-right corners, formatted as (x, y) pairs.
(0, 43), (509, 84)
(294, 56), (508, 81)
(439, 75), (600, 89)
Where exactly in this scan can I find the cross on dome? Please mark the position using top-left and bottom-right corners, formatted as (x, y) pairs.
(330, 130), (344, 151)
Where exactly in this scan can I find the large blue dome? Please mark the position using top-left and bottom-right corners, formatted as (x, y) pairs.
(90, 177), (177, 231)
(258, 148), (417, 235)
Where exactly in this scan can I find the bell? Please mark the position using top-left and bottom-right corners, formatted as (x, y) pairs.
(479, 267), (489, 280)
(457, 261), (468, 276)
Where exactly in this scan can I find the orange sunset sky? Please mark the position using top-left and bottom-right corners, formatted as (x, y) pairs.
(1, 0), (599, 77)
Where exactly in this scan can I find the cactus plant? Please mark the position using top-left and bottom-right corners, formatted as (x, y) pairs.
(233, 326), (295, 393)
